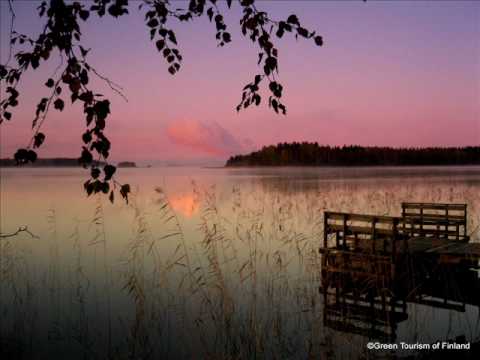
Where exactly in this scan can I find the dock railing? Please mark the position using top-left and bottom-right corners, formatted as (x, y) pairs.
(321, 211), (405, 258)
(320, 212), (406, 299)
(401, 202), (468, 241)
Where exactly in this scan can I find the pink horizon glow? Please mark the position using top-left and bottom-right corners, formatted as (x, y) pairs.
(0, 1), (478, 163)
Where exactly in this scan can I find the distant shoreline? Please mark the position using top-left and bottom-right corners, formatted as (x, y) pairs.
(2, 163), (479, 169)
(226, 144), (480, 167)
(224, 163), (480, 168)
(0, 158), (101, 167)
(0, 158), (138, 168)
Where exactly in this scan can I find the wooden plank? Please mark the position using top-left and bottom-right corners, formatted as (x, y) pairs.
(402, 202), (467, 211)
(406, 228), (468, 238)
(403, 214), (466, 222)
(343, 213), (348, 250)
(327, 224), (397, 236)
(327, 223), (465, 239)
(323, 213), (328, 249)
(325, 212), (400, 223)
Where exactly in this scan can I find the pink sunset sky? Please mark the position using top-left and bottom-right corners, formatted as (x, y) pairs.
(0, 0), (479, 163)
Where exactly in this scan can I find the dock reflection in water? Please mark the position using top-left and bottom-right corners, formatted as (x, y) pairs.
(322, 257), (480, 342)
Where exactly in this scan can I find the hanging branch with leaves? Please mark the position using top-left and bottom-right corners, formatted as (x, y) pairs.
(0, 0), (323, 203)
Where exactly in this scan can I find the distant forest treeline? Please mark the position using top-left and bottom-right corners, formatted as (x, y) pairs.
(226, 143), (480, 167)
(0, 158), (106, 167)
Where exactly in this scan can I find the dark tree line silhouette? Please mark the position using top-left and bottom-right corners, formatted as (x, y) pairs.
(226, 143), (480, 167)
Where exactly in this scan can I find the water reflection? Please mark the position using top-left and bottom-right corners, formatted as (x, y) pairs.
(168, 192), (199, 218)
(0, 166), (479, 359)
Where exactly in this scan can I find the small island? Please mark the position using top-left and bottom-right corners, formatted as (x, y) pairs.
(226, 143), (480, 167)
(117, 161), (137, 168)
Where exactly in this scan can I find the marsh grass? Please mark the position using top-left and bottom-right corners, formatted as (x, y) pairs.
(0, 177), (479, 359)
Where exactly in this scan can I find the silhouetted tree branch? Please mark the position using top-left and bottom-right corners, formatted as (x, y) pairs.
(0, 226), (39, 239)
(0, 0), (324, 203)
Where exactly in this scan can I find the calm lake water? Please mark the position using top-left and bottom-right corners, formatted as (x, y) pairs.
(1, 166), (479, 359)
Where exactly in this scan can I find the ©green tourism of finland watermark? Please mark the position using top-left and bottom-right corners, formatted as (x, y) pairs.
(367, 341), (471, 351)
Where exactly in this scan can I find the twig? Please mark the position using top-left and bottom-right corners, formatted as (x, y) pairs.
(5, 0), (16, 66)
(89, 65), (128, 102)
(0, 225), (39, 239)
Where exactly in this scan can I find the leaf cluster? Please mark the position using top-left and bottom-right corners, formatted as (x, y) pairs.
(236, 2), (322, 114)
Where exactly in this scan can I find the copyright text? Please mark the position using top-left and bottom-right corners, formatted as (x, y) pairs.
(367, 342), (471, 351)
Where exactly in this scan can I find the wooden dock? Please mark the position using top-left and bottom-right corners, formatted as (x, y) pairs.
(320, 202), (480, 263)
(319, 202), (480, 341)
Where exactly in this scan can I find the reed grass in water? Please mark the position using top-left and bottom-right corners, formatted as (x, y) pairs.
(0, 180), (479, 359)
